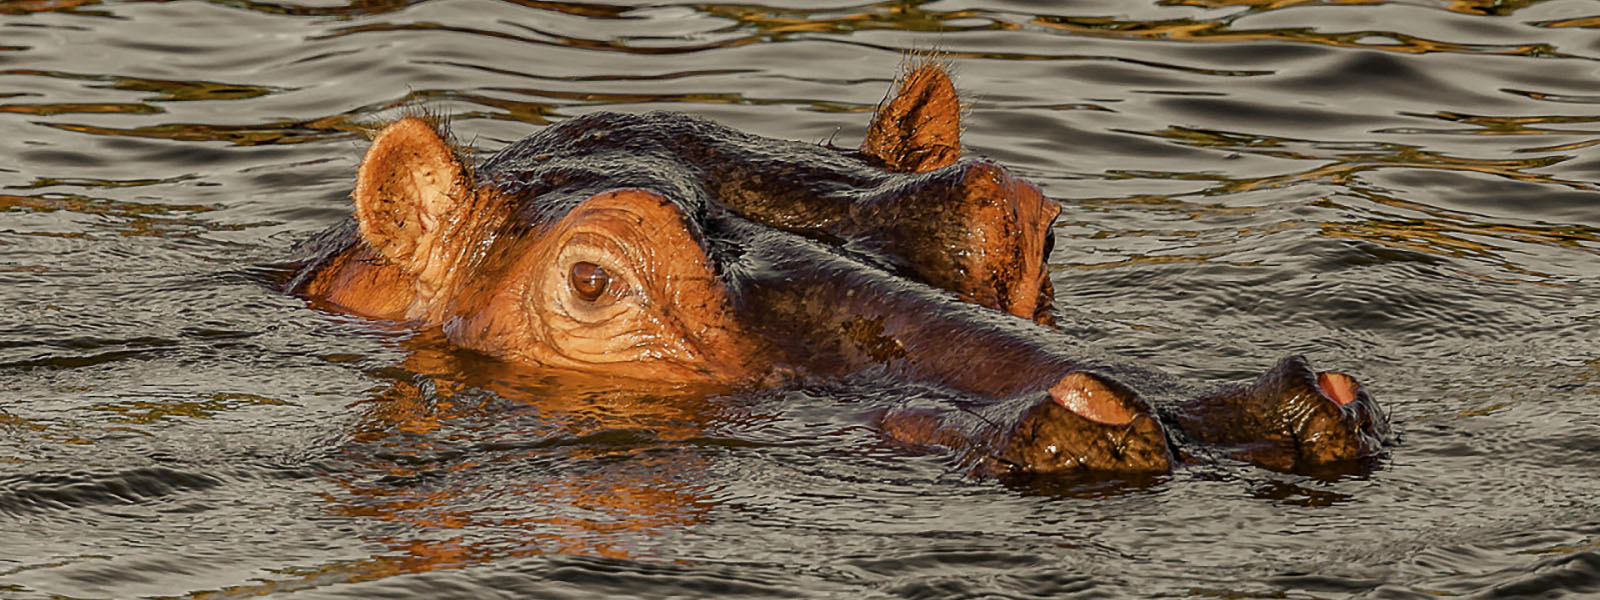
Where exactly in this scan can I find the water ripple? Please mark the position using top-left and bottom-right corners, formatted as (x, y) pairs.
(0, 467), (224, 517)
(3, 0), (1599, 597)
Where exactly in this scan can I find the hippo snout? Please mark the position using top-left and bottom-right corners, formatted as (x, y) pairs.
(990, 373), (1174, 476)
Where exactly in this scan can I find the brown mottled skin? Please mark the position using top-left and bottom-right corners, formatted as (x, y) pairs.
(290, 64), (1390, 479)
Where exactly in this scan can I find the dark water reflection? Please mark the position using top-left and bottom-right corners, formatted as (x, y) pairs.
(3, 0), (1599, 598)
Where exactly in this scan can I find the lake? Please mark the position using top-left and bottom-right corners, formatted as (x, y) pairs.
(2, 0), (1598, 598)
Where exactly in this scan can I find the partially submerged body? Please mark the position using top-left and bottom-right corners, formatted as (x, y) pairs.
(290, 64), (1389, 480)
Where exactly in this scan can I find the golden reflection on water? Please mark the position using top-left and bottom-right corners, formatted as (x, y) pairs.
(1057, 121), (1600, 282)
(1225, 150), (1587, 194)
(1032, 14), (1566, 57)
(191, 0), (630, 19)
(0, 69), (280, 102)
(1056, 252), (1248, 271)
(1343, 188), (1599, 250)
(198, 0), (414, 18)
(1133, 126), (1599, 195)
(695, 2), (1016, 35)
(832, 38), (1272, 76)
(1535, 15), (1600, 28)
(299, 2), (1267, 75)
(13, 175), (197, 189)
(0, 103), (159, 116)
(1320, 187), (1600, 282)
(0, 70), (343, 145)
(183, 448), (712, 598)
(491, 86), (873, 113)
(9, 0), (1368, 146)
(1, 192), (221, 237)
(41, 116), (362, 145)
(393, 89), (558, 125)
(26, 81), (874, 146)
(1169, 0), (1556, 17)
(194, 332), (732, 596)
(86, 393), (292, 425)
(1440, 0), (1548, 16)
(429, 63), (756, 84)
(0, 0), (107, 17)
(1394, 112), (1600, 136)
(495, 0), (630, 19)
(1161, 0), (1380, 10)
(0, 405), (100, 449)
(0, 192), (212, 215)
(317, 21), (763, 55)
(1503, 89), (1600, 106)
(1085, 185), (1600, 284)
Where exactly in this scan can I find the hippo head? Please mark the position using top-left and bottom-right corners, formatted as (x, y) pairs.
(299, 65), (1062, 387)
(295, 65), (1389, 480)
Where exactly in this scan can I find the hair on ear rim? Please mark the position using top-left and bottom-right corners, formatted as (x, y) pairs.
(896, 49), (970, 141)
(861, 52), (965, 173)
(354, 105), (478, 178)
(351, 112), (477, 277)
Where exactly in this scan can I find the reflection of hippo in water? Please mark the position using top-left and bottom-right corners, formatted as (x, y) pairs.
(288, 64), (1390, 480)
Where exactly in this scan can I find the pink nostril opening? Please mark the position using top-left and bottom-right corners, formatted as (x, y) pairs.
(1049, 372), (1135, 426)
(1318, 372), (1358, 406)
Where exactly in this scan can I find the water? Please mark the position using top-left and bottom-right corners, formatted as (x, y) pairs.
(2, 0), (1598, 598)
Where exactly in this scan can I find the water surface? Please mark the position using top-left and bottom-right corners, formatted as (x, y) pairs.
(2, 0), (1599, 598)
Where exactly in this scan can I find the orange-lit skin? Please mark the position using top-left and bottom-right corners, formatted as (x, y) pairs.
(299, 243), (415, 320)
(858, 63), (1059, 324)
(442, 190), (771, 383)
(860, 61), (962, 173)
(304, 192), (772, 383)
(297, 118), (772, 385)
(293, 63), (1050, 385)
(291, 63), (1387, 487)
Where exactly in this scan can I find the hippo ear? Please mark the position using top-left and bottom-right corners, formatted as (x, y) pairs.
(860, 63), (962, 173)
(352, 117), (470, 278)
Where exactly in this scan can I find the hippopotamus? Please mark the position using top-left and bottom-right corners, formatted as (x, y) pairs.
(288, 64), (1390, 479)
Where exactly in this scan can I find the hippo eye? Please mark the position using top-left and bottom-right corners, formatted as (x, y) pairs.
(569, 261), (611, 302)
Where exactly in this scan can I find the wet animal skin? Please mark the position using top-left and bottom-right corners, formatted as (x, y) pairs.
(290, 64), (1391, 479)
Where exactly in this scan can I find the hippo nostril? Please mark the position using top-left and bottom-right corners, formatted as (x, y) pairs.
(1317, 372), (1358, 406)
(992, 375), (1172, 476)
(1048, 372), (1135, 426)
